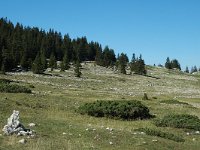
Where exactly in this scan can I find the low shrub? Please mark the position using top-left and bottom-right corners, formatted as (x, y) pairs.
(136, 128), (184, 142)
(0, 79), (11, 84)
(0, 84), (31, 93)
(160, 100), (189, 105)
(29, 84), (35, 88)
(154, 114), (200, 130)
(78, 100), (153, 120)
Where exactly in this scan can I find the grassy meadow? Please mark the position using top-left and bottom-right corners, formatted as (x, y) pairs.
(1, 63), (200, 150)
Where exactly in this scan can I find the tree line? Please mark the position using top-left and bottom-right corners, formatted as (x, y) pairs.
(0, 18), (147, 76)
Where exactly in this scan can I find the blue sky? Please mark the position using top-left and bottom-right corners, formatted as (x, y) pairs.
(1, 0), (200, 69)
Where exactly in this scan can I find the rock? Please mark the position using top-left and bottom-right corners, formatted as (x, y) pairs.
(193, 138), (196, 141)
(62, 132), (66, 135)
(2, 110), (34, 136)
(28, 123), (36, 127)
(186, 132), (190, 135)
(140, 132), (145, 135)
(18, 138), (27, 144)
(109, 141), (113, 145)
(195, 131), (200, 134)
(152, 139), (158, 142)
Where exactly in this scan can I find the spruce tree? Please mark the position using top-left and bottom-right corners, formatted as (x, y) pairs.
(32, 52), (43, 74)
(60, 52), (70, 71)
(118, 53), (127, 74)
(171, 59), (181, 70)
(40, 49), (47, 71)
(185, 66), (189, 73)
(165, 57), (171, 69)
(49, 52), (57, 71)
(74, 59), (81, 77)
(131, 54), (147, 75)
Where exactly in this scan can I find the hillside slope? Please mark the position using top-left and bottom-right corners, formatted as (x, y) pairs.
(1, 63), (200, 150)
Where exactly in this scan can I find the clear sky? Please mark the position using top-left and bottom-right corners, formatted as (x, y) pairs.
(1, 0), (200, 69)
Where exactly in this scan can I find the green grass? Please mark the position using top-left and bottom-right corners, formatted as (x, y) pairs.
(160, 100), (189, 105)
(1, 64), (200, 150)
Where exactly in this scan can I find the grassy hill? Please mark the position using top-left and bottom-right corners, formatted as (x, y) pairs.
(1, 63), (200, 150)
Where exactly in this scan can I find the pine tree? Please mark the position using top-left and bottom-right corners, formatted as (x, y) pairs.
(20, 50), (29, 70)
(60, 52), (70, 71)
(118, 53), (127, 74)
(49, 52), (57, 71)
(185, 66), (189, 73)
(40, 49), (47, 71)
(32, 52), (43, 74)
(165, 57), (171, 69)
(171, 59), (181, 70)
(131, 54), (147, 75)
(74, 59), (81, 77)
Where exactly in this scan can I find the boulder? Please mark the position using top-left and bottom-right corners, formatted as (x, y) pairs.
(2, 110), (34, 136)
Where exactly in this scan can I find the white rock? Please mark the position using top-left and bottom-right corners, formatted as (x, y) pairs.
(106, 127), (110, 130)
(62, 132), (66, 135)
(193, 138), (196, 141)
(2, 110), (34, 136)
(195, 131), (200, 134)
(18, 138), (26, 144)
(28, 123), (36, 127)
(186, 132), (190, 135)
(133, 132), (137, 135)
(140, 132), (145, 135)
(152, 139), (158, 142)
(93, 129), (96, 131)
(109, 141), (113, 145)
(86, 128), (89, 131)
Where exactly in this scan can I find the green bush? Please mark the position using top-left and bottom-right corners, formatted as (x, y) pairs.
(78, 100), (152, 120)
(160, 100), (189, 105)
(136, 128), (184, 142)
(0, 78), (11, 84)
(154, 114), (200, 130)
(0, 84), (31, 93)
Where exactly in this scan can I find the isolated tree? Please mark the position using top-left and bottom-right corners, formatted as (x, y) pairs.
(60, 52), (70, 71)
(191, 66), (198, 74)
(185, 66), (189, 73)
(74, 59), (82, 77)
(32, 52), (43, 74)
(131, 54), (147, 75)
(40, 49), (47, 70)
(171, 59), (181, 70)
(118, 53), (128, 74)
(165, 57), (171, 69)
(49, 52), (57, 71)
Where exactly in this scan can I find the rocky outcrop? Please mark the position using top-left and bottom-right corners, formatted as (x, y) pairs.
(2, 110), (33, 136)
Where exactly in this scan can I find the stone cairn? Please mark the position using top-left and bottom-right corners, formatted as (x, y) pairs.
(2, 110), (34, 136)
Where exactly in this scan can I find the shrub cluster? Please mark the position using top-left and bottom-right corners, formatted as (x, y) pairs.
(0, 79), (31, 93)
(78, 100), (152, 120)
(0, 78), (11, 84)
(136, 128), (184, 142)
(154, 114), (200, 130)
(160, 100), (189, 105)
